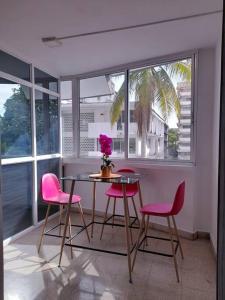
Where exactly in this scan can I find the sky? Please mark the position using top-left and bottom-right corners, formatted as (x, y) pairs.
(0, 84), (18, 116)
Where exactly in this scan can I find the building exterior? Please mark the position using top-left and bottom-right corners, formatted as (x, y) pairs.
(177, 82), (192, 160)
(61, 98), (166, 159)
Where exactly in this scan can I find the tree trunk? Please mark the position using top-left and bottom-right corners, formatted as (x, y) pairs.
(141, 134), (147, 157)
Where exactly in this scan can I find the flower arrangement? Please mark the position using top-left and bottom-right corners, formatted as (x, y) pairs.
(98, 134), (114, 176)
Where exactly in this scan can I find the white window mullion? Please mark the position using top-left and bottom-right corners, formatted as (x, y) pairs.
(31, 65), (38, 225)
(73, 79), (80, 158)
(34, 84), (60, 98)
(191, 52), (197, 164)
(58, 78), (63, 179)
(124, 69), (129, 159)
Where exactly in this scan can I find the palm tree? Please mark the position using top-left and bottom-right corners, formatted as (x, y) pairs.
(110, 60), (191, 156)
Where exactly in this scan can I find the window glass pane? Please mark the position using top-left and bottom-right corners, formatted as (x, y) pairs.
(0, 79), (32, 158)
(79, 73), (125, 158)
(35, 90), (59, 155)
(0, 50), (30, 81)
(2, 163), (33, 239)
(37, 158), (60, 221)
(34, 68), (58, 92)
(128, 58), (192, 161)
(61, 81), (73, 156)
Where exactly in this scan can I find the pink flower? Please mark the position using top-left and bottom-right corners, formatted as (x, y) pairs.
(104, 147), (112, 156)
(98, 134), (114, 169)
(99, 134), (112, 155)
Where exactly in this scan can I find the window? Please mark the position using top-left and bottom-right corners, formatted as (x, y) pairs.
(79, 73), (125, 158)
(61, 81), (73, 156)
(128, 59), (192, 160)
(0, 79), (32, 158)
(35, 90), (59, 155)
(0, 49), (60, 240)
(34, 68), (58, 92)
(62, 55), (194, 162)
(2, 163), (33, 239)
(37, 158), (60, 221)
(0, 50), (30, 81)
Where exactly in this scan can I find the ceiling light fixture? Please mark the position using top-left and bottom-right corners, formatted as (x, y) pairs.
(42, 9), (222, 45)
(42, 37), (62, 47)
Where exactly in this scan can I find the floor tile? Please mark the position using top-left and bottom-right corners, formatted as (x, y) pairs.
(4, 213), (216, 300)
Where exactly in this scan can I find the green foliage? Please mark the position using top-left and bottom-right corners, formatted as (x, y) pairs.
(0, 86), (59, 157)
(110, 60), (191, 138)
(168, 128), (178, 146)
(0, 86), (31, 156)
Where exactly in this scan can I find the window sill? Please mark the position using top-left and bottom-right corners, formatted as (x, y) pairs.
(62, 157), (195, 171)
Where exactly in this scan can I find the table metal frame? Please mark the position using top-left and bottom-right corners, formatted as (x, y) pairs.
(58, 174), (143, 283)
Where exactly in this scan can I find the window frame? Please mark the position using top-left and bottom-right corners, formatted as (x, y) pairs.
(61, 50), (197, 166)
(0, 51), (61, 238)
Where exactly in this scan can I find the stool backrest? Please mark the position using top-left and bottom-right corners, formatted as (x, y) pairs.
(41, 173), (61, 200)
(171, 181), (185, 215)
(111, 168), (138, 193)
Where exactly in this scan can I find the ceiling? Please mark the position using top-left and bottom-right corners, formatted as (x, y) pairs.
(0, 0), (223, 77)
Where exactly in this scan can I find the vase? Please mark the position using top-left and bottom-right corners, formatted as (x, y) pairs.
(100, 166), (112, 177)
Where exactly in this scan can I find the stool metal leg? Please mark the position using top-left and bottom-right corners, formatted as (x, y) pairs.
(112, 197), (116, 228)
(127, 202), (133, 245)
(167, 216), (180, 282)
(132, 215), (145, 271)
(59, 205), (63, 236)
(68, 216), (73, 259)
(91, 182), (96, 238)
(143, 215), (150, 248)
(78, 202), (90, 243)
(38, 204), (51, 253)
(59, 180), (75, 267)
(131, 196), (139, 225)
(122, 184), (133, 283)
(172, 216), (184, 259)
(100, 196), (110, 240)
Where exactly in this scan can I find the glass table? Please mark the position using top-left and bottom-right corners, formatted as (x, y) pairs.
(59, 172), (143, 283)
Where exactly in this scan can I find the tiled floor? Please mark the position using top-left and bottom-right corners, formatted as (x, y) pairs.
(4, 213), (216, 300)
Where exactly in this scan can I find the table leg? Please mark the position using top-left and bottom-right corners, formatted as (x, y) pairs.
(137, 180), (145, 231)
(137, 181), (143, 208)
(122, 184), (132, 283)
(58, 180), (75, 267)
(91, 181), (96, 238)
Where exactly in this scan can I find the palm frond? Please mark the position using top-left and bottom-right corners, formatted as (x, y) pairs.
(165, 60), (191, 82)
(110, 81), (125, 125)
(153, 67), (180, 121)
(133, 69), (155, 136)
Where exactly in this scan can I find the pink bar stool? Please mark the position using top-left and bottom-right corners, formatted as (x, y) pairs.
(132, 181), (185, 282)
(38, 173), (90, 256)
(100, 168), (139, 242)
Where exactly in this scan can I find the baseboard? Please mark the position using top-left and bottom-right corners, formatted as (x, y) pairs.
(71, 207), (205, 241)
(210, 236), (217, 260)
(194, 231), (210, 239)
(3, 211), (60, 247)
(6, 207), (212, 247)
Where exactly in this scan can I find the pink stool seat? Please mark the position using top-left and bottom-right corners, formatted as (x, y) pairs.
(105, 168), (138, 198)
(140, 181), (185, 217)
(41, 173), (81, 205)
(132, 181), (185, 283)
(43, 192), (81, 205)
(140, 202), (173, 216)
(100, 168), (140, 241)
(38, 173), (90, 259)
(106, 186), (136, 198)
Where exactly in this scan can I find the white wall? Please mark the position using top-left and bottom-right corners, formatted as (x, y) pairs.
(65, 161), (195, 233)
(194, 48), (215, 233)
(64, 47), (219, 236)
(210, 40), (222, 253)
